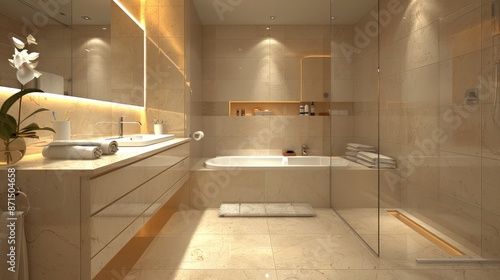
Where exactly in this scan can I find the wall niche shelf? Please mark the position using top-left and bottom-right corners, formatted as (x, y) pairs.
(228, 101), (332, 116)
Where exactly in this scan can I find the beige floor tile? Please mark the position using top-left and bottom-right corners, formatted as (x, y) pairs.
(158, 209), (269, 235)
(336, 208), (382, 236)
(270, 234), (386, 269)
(132, 235), (275, 270)
(119, 208), (499, 279)
(123, 269), (278, 280)
(276, 269), (397, 280)
(391, 269), (500, 280)
(267, 209), (350, 235)
(378, 234), (458, 270)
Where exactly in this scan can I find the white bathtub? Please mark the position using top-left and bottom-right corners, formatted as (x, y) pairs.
(204, 156), (328, 169)
(204, 156), (359, 169)
(192, 156), (367, 209)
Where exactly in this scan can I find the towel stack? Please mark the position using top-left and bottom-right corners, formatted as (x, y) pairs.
(345, 143), (376, 162)
(42, 139), (119, 160)
(344, 143), (397, 169)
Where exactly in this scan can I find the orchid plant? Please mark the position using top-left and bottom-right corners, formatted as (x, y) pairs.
(0, 35), (54, 160)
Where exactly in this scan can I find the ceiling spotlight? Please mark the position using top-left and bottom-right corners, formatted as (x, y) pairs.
(81, 16), (92, 20)
(331, 16), (336, 20)
(266, 26), (271, 30)
(269, 16), (276, 20)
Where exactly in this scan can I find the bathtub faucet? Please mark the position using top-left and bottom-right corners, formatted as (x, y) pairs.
(301, 144), (309, 156)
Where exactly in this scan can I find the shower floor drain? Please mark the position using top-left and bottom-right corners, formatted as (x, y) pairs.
(387, 210), (464, 256)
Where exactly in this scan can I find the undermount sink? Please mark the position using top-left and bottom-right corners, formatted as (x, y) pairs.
(105, 134), (175, 147)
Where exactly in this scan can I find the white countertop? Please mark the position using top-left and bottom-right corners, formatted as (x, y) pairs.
(8, 138), (190, 176)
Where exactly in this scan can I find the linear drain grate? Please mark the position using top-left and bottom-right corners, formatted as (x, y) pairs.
(387, 210), (465, 256)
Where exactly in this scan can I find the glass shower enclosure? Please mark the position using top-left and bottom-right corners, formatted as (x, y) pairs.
(331, 0), (500, 262)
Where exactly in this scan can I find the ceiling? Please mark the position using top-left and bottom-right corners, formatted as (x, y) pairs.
(193, 0), (378, 25)
(2, 0), (378, 28)
(0, 0), (110, 26)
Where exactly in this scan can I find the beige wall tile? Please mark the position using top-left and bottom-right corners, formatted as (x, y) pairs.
(439, 104), (481, 156)
(482, 103), (500, 160)
(482, 158), (500, 216)
(190, 170), (266, 208)
(265, 169), (330, 207)
(404, 22), (440, 71)
(482, 210), (500, 258)
(439, 151), (481, 206)
(439, 51), (482, 107)
(439, 2), (481, 60)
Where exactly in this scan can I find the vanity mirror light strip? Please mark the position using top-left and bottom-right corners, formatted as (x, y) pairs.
(112, 0), (147, 108)
(0, 86), (143, 109)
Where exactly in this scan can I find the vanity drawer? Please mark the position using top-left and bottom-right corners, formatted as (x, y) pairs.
(89, 143), (188, 215)
(90, 158), (188, 257)
(90, 171), (189, 278)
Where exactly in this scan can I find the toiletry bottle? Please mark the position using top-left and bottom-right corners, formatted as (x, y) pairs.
(310, 102), (315, 116)
(304, 104), (310, 116)
(241, 108), (246, 116)
(299, 104), (305, 116)
(236, 109), (240, 116)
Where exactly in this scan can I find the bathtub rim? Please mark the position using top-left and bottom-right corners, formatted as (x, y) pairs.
(201, 155), (366, 170)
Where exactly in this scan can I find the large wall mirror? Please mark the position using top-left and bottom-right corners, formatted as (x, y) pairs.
(0, 0), (145, 107)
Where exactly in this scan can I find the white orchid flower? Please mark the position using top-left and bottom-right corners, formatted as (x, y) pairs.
(26, 34), (37, 45)
(8, 35), (42, 85)
(12, 37), (25, 49)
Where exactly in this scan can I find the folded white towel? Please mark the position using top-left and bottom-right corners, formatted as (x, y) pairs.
(345, 151), (358, 156)
(356, 157), (396, 169)
(42, 146), (102, 159)
(357, 151), (396, 164)
(347, 143), (376, 150)
(345, 155), (358, 162)
(47, 139), (118, 154)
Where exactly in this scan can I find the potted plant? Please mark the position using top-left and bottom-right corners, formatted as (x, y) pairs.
(0, 35), (55, 166)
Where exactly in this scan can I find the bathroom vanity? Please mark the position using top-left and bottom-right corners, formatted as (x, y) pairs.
(0, 138), (190, 280)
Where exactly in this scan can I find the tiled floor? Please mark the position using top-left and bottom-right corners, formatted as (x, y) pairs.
(101, 208), (500, 280)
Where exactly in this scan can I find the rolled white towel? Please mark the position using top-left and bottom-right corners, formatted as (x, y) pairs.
(47, 139), (118, 155)
(42, 146), (103, 159)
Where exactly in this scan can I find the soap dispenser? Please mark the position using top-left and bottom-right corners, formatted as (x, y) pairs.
(304, 103), (310, 116)
(310, 102), (315, 116)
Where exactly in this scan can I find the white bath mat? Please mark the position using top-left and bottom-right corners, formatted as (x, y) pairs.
(219, 203), (316, 217)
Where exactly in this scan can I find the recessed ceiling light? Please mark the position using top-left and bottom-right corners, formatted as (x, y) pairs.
(266, 26), (271, 30)
(81, 16), (91, 20)
(331, 16), (336, 20)
(269, 16), (276, 20)
(102, 27), (107, 30)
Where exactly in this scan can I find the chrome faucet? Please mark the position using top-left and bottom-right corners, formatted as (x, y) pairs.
(118, 116), (142, 137)
(95, 117), (142, 137)
(301, 144), (309, 156)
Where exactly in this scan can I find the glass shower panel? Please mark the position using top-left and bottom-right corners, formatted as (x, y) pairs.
(330, 0), (380, 255)
(378, 0), (500, 263)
